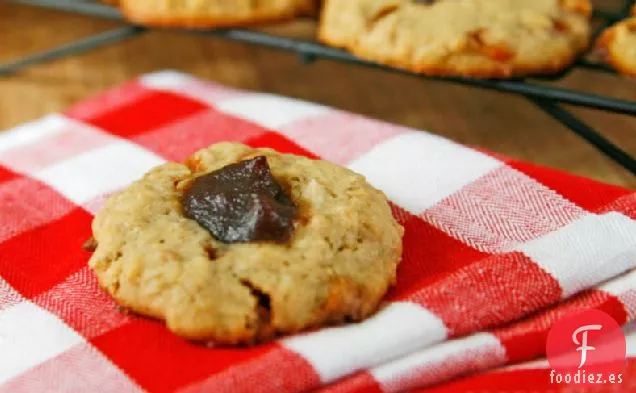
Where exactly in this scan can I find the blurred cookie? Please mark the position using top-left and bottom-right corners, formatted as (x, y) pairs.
(119, 0), (317, 28)
(597, 6), (636, 76)
(88, 142), (403, 345)
(319, 0), (592, 78)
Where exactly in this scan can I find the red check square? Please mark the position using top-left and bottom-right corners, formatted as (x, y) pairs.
(245, 132), (320, 159)
(92, 320), (274, 392)
(86, 91), (209, 138)
(386, 207), (489, 301)
(0, 208), (92, 298)
(0, 165), (18, 184)
(133, 108), (267, 162)
(0, 177), (76, 244)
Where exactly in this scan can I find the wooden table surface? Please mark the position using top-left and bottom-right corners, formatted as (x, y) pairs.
(1, 2), (635, 188)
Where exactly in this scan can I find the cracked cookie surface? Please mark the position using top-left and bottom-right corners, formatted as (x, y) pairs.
(88, 142), (404, 345)
(319, 0), (592, 78)
(119, 0), (318, 28)
(597, 5), (636, 76)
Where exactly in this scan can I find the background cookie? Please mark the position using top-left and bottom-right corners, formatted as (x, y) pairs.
(319, 0), (592, 78)
(596, 5), (636, 76)
(120, 0), (318, 28)
(88, 143), (404, 345)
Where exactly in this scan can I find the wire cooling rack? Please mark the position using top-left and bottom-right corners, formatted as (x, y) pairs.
(3, 0), (636, 175)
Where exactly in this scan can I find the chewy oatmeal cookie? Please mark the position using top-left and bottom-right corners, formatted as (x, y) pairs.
(596, 5), (636, 76)
(119, 0), (318, 28)
(87, 142), (404, 345)
(319, 0), (592, 78)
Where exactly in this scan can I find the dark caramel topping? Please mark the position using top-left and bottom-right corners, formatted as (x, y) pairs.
(82, 237), (98, 252)
(181, 156), (297, 244)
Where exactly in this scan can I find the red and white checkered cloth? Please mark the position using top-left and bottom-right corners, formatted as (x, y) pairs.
(0, 71), (635, 393)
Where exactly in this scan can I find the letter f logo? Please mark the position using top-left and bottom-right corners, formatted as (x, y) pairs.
(572, 324), (602, 368)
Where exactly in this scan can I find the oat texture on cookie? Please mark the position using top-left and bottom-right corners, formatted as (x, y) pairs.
(119, 0), (318, 28)
(319, 0), (592, 78)
(87, 142), (404, 345)
(596, 5), (636, 76)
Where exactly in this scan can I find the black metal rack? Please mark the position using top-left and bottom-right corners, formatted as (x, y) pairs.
(4, 0), (636, 175)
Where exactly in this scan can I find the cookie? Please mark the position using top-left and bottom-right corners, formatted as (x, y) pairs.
(596, 6), (636, 77)
(87, 142), (404, 345)
(120, 0), (318, 28)
(319, 0), (592, 78)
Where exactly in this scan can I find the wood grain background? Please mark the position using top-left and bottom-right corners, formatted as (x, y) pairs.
(1, 1), (634, 188)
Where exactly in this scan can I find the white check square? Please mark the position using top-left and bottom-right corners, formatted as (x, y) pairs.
(283, 302), (447, 383)
(347, 132), (502, 214)
(215, 94), (330, 130)
(0, 343), (143, 393)
(373, 333), (505, 392)
(139, 70), (196, 90)
(0, 115), (68, 154)
(32, 141), (164, 205)
(514, 212), (636, 298)
(0, 302), (83, 385)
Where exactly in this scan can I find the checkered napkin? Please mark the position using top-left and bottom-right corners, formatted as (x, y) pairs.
(1, 71), (635, 393)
